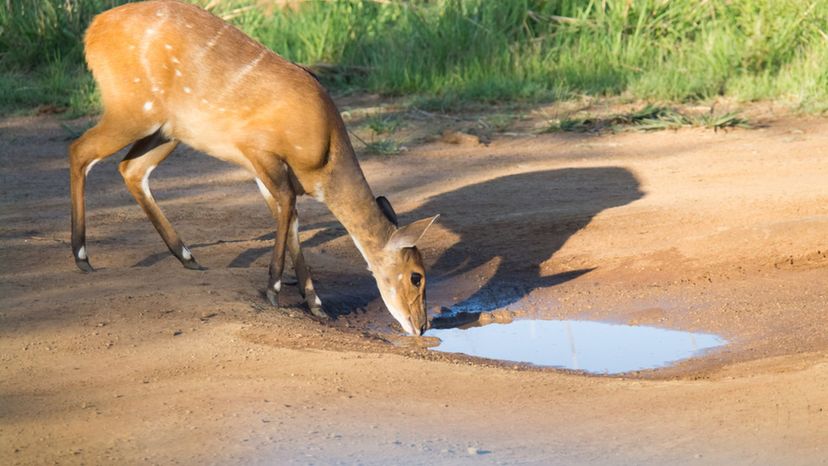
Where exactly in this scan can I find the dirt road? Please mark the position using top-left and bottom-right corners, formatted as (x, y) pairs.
(1, 106), (827, 464)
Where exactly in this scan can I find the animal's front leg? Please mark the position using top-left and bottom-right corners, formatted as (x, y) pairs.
(253, 165), (295, 307)
(286, 208), (327, 319)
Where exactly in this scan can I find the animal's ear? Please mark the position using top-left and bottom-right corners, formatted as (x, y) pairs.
(376, 196), (398, 227)
(387, 215), (439, 250)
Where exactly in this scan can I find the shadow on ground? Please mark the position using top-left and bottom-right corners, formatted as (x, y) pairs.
(228, 166), (643, 317)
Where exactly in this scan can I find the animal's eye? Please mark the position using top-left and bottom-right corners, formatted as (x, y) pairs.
(410, 272), (422, 287)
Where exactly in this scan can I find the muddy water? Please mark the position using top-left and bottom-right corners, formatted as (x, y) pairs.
(428, 320), (726, 374)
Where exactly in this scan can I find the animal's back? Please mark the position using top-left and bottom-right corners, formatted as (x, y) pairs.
(84, 0), (331, 167)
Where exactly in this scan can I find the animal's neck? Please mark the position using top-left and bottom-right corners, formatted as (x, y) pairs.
(321, 128), (395, 267)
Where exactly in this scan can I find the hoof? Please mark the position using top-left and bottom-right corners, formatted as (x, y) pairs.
(306, 292), (329, 319)
(266, 289), (279, 307)
(309, 305), (329, 320)
(182, 259), (206, 271)
(75, 258), (95, 273)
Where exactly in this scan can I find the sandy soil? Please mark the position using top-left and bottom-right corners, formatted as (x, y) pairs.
(1, 103), (828, 464)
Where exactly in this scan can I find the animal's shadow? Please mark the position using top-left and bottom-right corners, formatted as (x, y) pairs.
(229, 166), (643, 316)
(137, 166), (642, 316)
(410, 167), (643, 313)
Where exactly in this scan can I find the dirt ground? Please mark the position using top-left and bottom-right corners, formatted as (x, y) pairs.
(2, 101), (828, 465)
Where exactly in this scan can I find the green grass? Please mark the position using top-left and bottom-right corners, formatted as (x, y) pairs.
(3, 0), (828, 116)
(547, 105), (750, 133)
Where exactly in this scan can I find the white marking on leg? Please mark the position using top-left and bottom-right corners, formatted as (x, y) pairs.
(314, 181), (325, 203)
(141, 165), (157, 202)
(255, 178), (273, 200)
(290, 216), (299, 237)
(313, 295), (322, 306)
(273, 280), (282, 292)
(85, 159), (100, 176)
(182, 247), (192, 260)
(77, 246), (87, 260)
(143, 101), (154, 112)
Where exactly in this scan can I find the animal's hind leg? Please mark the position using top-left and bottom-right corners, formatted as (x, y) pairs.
(69, 116), (147, 272)
(118, 131), (204, 270)
(286, 210), (327, 319)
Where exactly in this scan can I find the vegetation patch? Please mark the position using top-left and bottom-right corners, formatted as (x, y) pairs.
(3, 0), (828, 115)
(547, 106), (750, 133)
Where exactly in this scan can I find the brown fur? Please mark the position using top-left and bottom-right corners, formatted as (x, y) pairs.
(69, 0), (437, 334)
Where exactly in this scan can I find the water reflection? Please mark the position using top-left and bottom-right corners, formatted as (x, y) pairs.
(428, 320), (726, 374)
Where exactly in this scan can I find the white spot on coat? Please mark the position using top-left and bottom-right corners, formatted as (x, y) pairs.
(143, 101), (153, 112)
(171, 57), (180, 64)
(164, 43), (173, 50)
(133, 77), (141, 83)
(175, 69), (182, 77)
(183, 86), (192, 94)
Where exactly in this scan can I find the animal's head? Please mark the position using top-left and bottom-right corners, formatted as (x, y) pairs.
(373, 196), (438, 336)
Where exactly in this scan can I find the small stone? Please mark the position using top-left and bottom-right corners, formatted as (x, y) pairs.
(467, 447), (480, 455)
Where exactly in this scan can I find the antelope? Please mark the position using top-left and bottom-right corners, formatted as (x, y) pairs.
(69, 0), (438, 335)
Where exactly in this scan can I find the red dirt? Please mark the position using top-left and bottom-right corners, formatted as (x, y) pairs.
(1, 107), (827, 464)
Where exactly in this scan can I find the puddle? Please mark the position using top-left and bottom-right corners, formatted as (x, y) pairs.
(427, 319), (726, 374)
